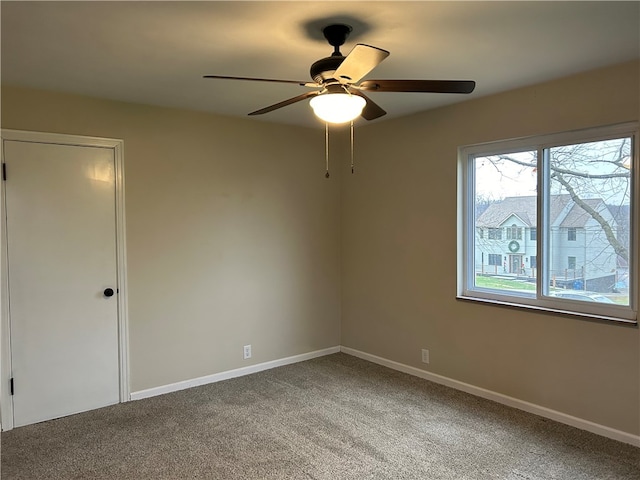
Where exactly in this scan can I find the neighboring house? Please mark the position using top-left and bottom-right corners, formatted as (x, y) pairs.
(475, 194), (619, 292)
(607, 203), (631, 269)
(607, 203), (631, 291)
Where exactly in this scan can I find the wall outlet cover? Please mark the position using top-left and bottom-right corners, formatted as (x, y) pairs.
(421, 349), (429, 364)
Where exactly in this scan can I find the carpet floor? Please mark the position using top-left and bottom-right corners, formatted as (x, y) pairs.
(1, 353), (639, 479)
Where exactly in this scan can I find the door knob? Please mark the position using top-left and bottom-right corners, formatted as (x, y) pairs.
(103, 288), (115, 298)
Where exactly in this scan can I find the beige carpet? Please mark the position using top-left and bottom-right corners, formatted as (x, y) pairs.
(2, 353), (639, 479)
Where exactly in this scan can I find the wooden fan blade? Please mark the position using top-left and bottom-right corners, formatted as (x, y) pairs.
(248, 91), (320, 116)
(203, 75), (318, 88)
(358, 79), (476, 94)
(349, 90), (387, 121)
(334, 44), (390, 84)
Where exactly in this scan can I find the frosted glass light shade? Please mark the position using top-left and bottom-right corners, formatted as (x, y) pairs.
(309, 93), (366, 124)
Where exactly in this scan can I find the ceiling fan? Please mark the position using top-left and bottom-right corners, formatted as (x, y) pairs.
(203, 24), (476, 124)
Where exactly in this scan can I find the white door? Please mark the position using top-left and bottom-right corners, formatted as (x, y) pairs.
(4, 139), (120, 427)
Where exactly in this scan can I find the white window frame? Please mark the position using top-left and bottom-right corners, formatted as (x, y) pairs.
(457, 122), (638, 324)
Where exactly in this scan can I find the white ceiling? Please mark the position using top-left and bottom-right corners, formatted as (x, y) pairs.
(2, 1), (639, 128)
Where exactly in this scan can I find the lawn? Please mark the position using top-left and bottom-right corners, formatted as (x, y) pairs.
(475, 275), (629, 304)
(475, 275), (536, 291)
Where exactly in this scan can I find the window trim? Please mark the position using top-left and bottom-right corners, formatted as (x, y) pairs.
(457, 122), (638, 324)
(506, 224), (522, 240)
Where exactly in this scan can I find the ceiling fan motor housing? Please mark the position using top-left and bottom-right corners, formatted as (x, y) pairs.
(310, 55), (345, 84)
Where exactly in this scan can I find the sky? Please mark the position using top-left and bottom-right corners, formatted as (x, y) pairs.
(475, 151), (537, 202)
(474, 138), (632, 205)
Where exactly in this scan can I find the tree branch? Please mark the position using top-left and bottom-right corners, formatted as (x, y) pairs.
(553, 173), (628, 262)
(494, 154), (630, 180)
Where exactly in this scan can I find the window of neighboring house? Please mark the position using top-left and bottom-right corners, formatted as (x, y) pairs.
(506, 224), (522, 240)
(459, 122), (637, 323)
(477, 227), (484, 239)
(488, 228), (502, 240)
(488, 254), (502, 266)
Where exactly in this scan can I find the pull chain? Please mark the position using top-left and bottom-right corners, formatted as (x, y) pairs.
(350, 120), (355, 174)
(325, 122), (330, 178)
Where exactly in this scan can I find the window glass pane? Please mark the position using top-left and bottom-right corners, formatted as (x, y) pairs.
(547, 137), (632, 306)
(487, 254), (501, 266)
(474, 150), (537, 294)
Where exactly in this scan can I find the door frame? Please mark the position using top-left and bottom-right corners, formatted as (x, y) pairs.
(0, 129), (130, 431)
(509, 254), (523, 275)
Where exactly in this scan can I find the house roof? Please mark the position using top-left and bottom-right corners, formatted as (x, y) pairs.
(476, 195), (573, 227)
(607, 204), (630, 225)
(560, 198), (607, 228)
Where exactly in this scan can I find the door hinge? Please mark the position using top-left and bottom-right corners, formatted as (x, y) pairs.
(2, 163), (6, 181)
(10, 378), (14, 396)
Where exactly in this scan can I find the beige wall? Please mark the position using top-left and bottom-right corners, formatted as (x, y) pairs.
(1, 87), (342, 391)
(341, 60), (640, 435)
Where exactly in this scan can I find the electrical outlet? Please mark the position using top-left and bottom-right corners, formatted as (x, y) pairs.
(243, 345), (252, 360)
(421, 348), (430, 364)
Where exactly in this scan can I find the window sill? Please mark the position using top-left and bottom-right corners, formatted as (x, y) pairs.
(456, 295), (638, 327)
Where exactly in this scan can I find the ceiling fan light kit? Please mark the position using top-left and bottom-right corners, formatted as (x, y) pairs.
(309, 93), (366, 124)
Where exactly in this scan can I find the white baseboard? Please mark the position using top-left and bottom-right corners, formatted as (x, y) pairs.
(130, 344), (639, 447)
(340, 346), (640, 447)
(130, 346), (341, 401)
